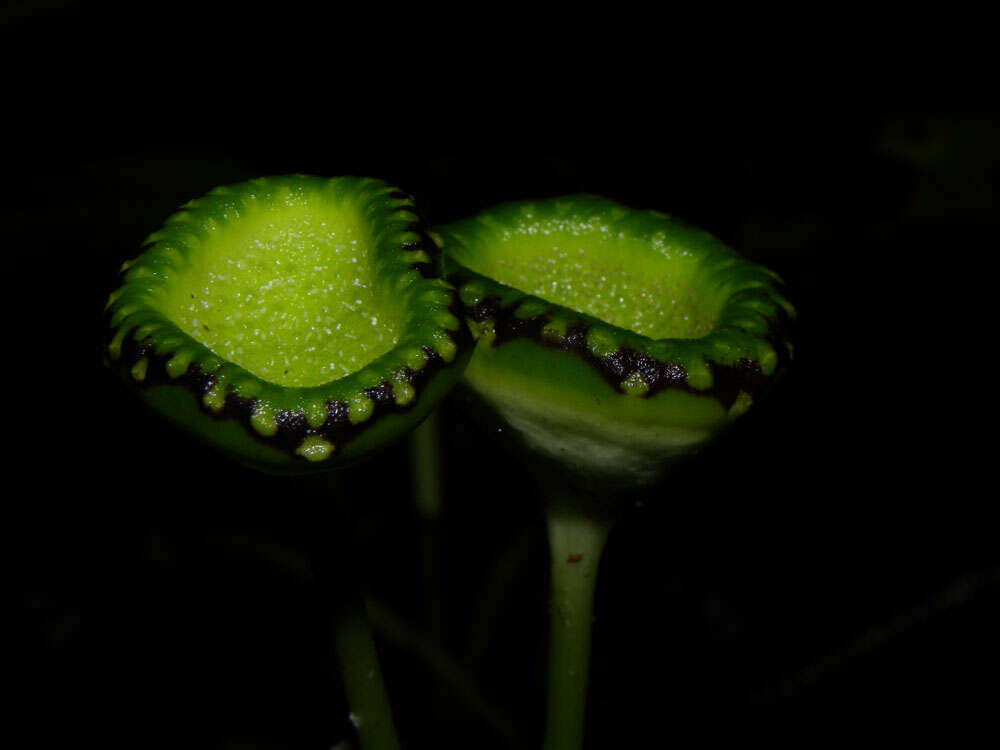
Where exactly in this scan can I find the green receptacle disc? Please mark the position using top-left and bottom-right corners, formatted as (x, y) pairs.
(106, 175), (470, 473)
(436, 195), (794, 485)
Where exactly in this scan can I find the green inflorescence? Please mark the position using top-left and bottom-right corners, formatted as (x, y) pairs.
(436, 195), (794, 484)
(106, 175), (466, 470)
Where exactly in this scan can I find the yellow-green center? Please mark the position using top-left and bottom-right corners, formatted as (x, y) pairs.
(157, 203), (399, 387)
(465, 225), (718, 338)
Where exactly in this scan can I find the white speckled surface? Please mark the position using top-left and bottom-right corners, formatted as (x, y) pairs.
(158, 207), (399, 387)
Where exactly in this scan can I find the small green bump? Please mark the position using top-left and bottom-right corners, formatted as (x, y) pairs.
(515, 299), (548, 319)
(729, 391), (753, 418)
(154, 336), (184, 356)
(404, 346), (429, 371)
(731, 315), (767, 335)
(402, 250), (432, 265)
(165, 352), (192, 379)
(760, 266), (785, 283)
(422, 284), (453, 306)
(620, 371), (649, 396)
(393, 378), (416, 406)
(431, 331), (457, 362)
(357, 368), (384, 389)
(134, 324), (157, 341)
(685, 356), (713, 391)
(305, 399), (328, 429)
(738, 296), (778, 318)
(759, 343), (778, 376)
(108, 326), (128, 360)
(776, 294), (796, 319)
(236, 380), (263, 399)
(109, 304), (135, 326)
(200, 355), (223, 374)
(397, 231), (423, 246)
(296, 436), (334, 462)
(436, 312), (461, 331)
(130, 358), (149, 383)
(349, 394), (374, 425)
(710, 337), (739, 363)
(586, 327), (618, 358)
(202, 384), (227, 414)
(467, 318), (496, 345)
(541, 316), (569, 343)
(460, 282), (486, 307)
(250, 408), (278, 437)
(160, 246), (185, 266)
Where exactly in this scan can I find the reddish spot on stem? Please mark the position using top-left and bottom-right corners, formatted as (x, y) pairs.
(567, 553), (583, 563)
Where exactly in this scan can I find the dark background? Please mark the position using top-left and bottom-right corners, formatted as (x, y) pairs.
(7, 4), (999, 748)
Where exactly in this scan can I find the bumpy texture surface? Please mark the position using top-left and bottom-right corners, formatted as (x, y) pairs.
(157, 198), (398, 387)
(437, 195), (794, 485)
(106, 175), (470, 472)
(450, 210), (719, 339)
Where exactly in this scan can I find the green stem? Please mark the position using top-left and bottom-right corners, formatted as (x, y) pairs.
(331, 596), (402, 750)
(318, 473), (402, 750)
(542, 510), (612, 750)
(411, 411), (444, 714)
(411, 410), (443, 520)
(411, 413), (443, 632)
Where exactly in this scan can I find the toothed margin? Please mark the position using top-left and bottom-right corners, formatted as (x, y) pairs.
(106, 176), (471, 462)
(438, 195), (794, 411)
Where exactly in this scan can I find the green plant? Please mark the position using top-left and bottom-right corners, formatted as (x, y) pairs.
(105, 175), (471, 750)
(106, 180), (793, 749)
(106, 175), (467, 473)
(436, 195), (793, 749)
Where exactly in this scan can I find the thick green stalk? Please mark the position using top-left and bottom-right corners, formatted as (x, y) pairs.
(318, 473), (402, 750)
(331, 597), (402, 750)
(542, 510), (612, 750)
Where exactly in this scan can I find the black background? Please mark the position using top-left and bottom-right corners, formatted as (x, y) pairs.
(7, 4), (999, 748)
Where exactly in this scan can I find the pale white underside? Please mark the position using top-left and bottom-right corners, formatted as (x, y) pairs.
(472, 382), (716, 485)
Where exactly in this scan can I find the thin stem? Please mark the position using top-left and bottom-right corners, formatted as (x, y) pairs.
(464, 524), (543, 678)
(331, 596), (402, 750)
(411, 410), (443, 520)
(543, 510), (612, 750)
(316, 473), (402, 750)
(744, 564), (1000, 711)
(411, 412), (443, 632)
(366, 594), (526, 747)
(411, 411), (445, 712)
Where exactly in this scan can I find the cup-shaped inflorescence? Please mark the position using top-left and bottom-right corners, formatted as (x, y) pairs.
(106, 175), (471, 473)
(437, 195), (794, 490)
